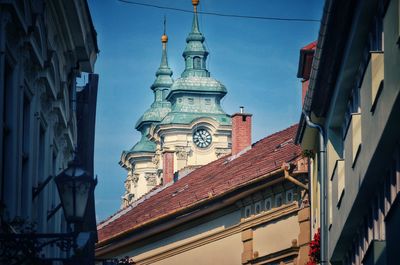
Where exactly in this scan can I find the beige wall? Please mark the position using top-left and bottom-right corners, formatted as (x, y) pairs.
(253, 214), (299, 258)
(151, 233), (242, 265)
(121, 210), (241, 264)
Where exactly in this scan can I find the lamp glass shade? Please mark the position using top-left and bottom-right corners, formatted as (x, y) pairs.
(55, 163), (94, 223)
(74, 180), (92, 219)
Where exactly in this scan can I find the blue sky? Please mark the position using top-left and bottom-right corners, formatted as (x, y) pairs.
(88, 0), (324, 222)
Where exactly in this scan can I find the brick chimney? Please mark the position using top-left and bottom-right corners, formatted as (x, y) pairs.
(162, 150), (174, 184)
(297, 41), (316, 104)
(231, 106), (252, 155)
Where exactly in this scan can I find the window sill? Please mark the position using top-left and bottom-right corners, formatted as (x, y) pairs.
(352, 144), (362, 169)
(331, 159), (344, 181)
(370, 80), (384, 113)
(343, 112), (361, 141)
(337, 189), (345, 208)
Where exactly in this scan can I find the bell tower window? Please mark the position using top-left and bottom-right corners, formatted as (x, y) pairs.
(193, 56), (201, 69)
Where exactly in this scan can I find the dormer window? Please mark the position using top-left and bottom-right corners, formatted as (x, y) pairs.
(193, 56), (201, 69)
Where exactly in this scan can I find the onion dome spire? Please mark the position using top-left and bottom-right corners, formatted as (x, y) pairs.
(135, 18), (172, 132)
(162, 0), (228, 126)
(152, 16), (173, 92)
(181, 0), (209, 78)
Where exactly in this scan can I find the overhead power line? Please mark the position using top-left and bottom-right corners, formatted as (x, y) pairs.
(116, 0), (320, 23)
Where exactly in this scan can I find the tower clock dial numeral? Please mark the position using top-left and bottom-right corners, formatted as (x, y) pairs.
(193, 128), (212, 148)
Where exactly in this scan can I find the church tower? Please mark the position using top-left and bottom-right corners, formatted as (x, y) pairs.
(120, 25), (173, 206)
(120, 0), (231, 206)
(152, 0), (231, 184)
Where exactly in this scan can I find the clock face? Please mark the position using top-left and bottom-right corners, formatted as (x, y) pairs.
(193, 128), (212, 148)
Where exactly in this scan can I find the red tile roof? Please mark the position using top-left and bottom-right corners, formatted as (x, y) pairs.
(97, 124), (301, 244)
(301, 41), (317, 51)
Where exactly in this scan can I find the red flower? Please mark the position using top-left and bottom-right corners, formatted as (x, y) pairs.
(307, 228), (321, 264)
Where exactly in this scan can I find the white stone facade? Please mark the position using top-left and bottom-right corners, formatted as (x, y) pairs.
(0, 0), (98, 256)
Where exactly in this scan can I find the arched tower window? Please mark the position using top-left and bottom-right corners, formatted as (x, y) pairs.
(193, 56), (201, 69)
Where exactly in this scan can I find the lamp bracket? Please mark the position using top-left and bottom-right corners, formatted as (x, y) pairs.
(32, 174), (54, 200)
(47, 203), (62, 221)
(0, 232), (77, 264)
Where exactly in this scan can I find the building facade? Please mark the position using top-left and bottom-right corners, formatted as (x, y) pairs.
(120, 0), (232, 206)
(97, 123), (311, 265)
(296, 0), (400, 264)
(0, 0), (98, 262)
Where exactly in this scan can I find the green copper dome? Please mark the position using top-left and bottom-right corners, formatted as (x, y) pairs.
(169, 76), (227, 95)
(161, 6), (230, 127)
(166, 6), (227, 98)
(127, 32), (173, 155)
(123, 124), (156, 156)
(160, 112), (231, 126)
(151, 40), (173, 90)
(136, 37), (172, 131)
(128, 133), (156, 154)
(135, 102), (171, 129)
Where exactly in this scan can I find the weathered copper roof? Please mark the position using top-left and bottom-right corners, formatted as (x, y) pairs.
(169, 76), (227, 94)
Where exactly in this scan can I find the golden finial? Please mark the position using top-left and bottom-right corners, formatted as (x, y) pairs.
(161, 16), (168, 44)
(192, 0), (199, 12)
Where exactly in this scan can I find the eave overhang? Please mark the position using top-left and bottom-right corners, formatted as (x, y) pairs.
(296, 0), (353, 144)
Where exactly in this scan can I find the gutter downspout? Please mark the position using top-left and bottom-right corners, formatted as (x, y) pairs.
(282, 164), (308, 190)
(302, 110), (328, 265)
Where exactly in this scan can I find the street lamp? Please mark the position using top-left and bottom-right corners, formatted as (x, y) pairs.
(55, 160), (97, 224)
